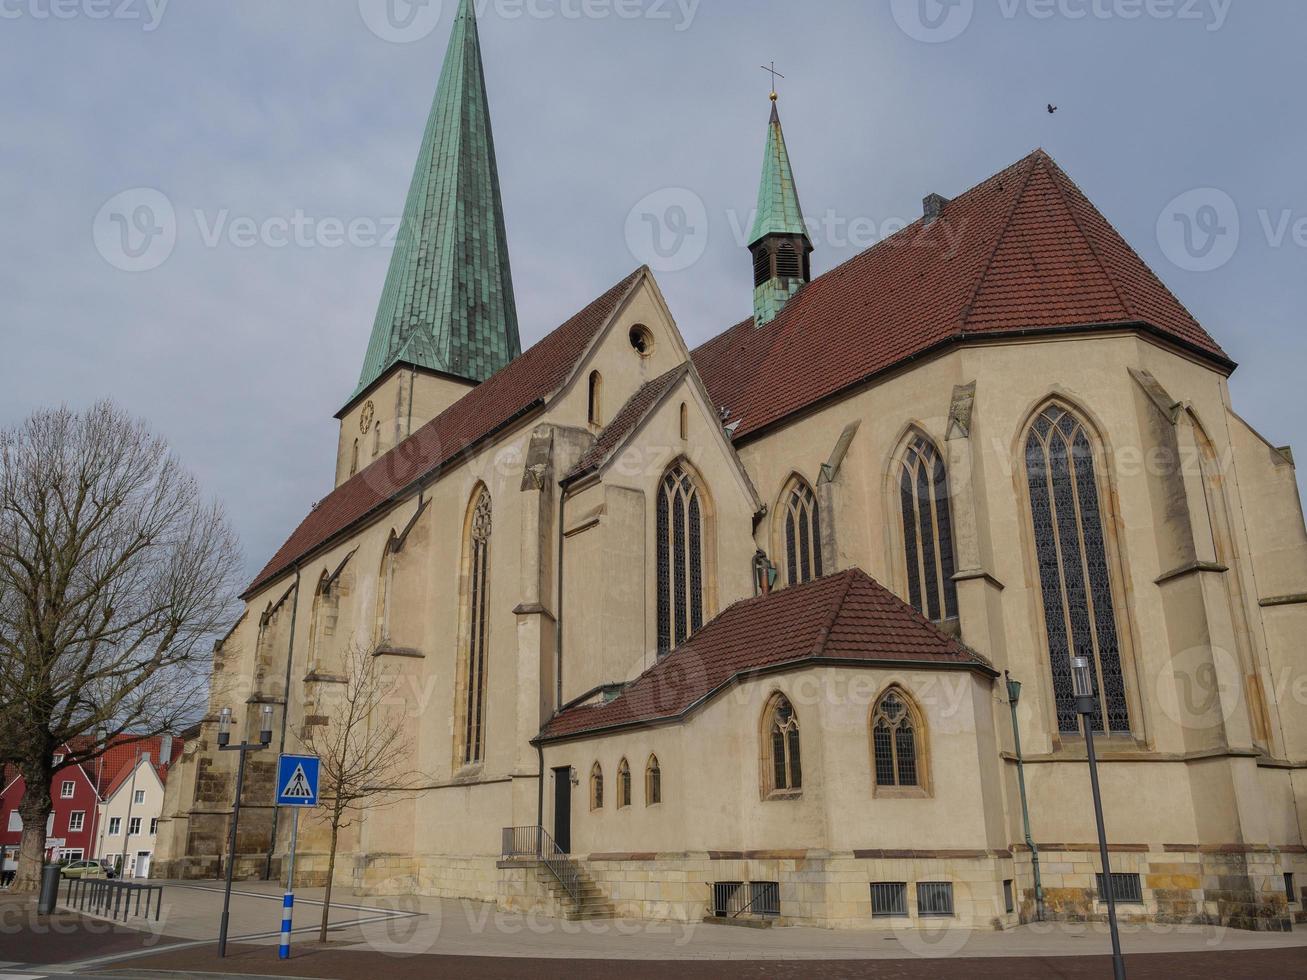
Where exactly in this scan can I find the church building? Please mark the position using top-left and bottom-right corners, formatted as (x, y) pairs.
(155, 0), (1307, 931)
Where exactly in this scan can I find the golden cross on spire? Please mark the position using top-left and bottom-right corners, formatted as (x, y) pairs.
(761, 61), (785, 101)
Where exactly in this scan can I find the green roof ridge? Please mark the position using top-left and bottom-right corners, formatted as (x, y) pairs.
(748, 100), (808, 246)
(352, 0), (521, 399)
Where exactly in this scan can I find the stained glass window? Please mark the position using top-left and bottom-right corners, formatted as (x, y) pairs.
(658, 464), (705, 655)
(461, 490), (492, 765)
(898, 435), (958, 622)
(782, 478), (823, 586)
(1025, 405), (1130, 734)
(872, 689), (920, 788)
(765, 694), (802, 795)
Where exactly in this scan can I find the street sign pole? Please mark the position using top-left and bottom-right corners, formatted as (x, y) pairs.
(273, 752), (319, 961)
(279, 808), (299, 960)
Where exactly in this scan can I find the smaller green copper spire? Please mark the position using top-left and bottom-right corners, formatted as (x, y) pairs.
(749, 95), (812, 327)
(748, 96), (809, 247)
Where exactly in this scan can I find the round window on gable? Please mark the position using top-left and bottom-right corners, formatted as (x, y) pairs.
(629, 324), (654, 357)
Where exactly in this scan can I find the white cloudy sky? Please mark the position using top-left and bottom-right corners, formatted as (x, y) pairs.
(2, 0), (1303, 582)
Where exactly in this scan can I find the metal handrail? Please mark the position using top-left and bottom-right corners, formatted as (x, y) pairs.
(501, 825), (580, 905)
(64, 875), (163, 921)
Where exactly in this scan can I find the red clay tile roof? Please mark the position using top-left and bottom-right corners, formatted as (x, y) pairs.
(539, 568), (994, 742)
(692, 150), (1231, 443)
(246, 268), (645, 596)
(96, 735), (184, 799)
(564, 365), (687, 483)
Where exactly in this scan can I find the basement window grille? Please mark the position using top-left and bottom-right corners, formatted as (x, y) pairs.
(916, 881), (955, 917)
(870, 882), (908, 918)
(1004, 879), (1015, 914)
(712, 881), (745, 918)
(750, 882), (780, 917)
(1096, 873), (1144, 905)
(1285, 873), (1298, 906)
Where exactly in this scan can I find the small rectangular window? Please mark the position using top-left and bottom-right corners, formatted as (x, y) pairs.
(1096, 873), (1143, 905)
(150, 818), (159, 835)
(1286, 873), (1298, 906)
(68, 811), (85, 832)
(7, 812), (21, 832)
(712, 881), (745, 918)
(52, 754), (64, 766)
(61, 781), (75, 799)
(1004, 879), (1015, 914)
(108, 817), (121, 836)
(870, 882), (908, 918)
(750, 882), (780, 917)
(128, 816), (142, 836)
(133, 789), (145, 805)
(916, 881), (955, 917)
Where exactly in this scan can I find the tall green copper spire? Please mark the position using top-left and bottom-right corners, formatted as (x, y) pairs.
(748, 95), (812, 327)
(353, 0), (521, 399)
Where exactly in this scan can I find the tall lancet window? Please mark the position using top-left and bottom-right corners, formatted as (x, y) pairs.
(780, 477), (822, 586)
(657, 463), (706, 655)
(374, 533), (399, 647)
(1025, 404), (1130, 735)
(458, 488), (493, 766)
(897, 433), (958, 622)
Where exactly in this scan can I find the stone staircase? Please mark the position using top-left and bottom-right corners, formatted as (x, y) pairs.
(534, 858), (617, 921)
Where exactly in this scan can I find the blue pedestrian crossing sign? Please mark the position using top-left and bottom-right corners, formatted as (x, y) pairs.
(276, 754), (320, 807)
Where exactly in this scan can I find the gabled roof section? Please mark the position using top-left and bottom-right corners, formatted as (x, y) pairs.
(352, 0), (520, 398)
(695, 149), (1231, 443)
(540, 568), (994, 742)
(95, 735), (183, 799)
(564, 365), (687, 483)
(248, 268), (645, 596)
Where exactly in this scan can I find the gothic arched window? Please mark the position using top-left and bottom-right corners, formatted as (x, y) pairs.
(657, 463), (706, 655)
(645, 754), (662, 806)
(617, 758), (631, 808)
(780, 477), (822, 586)
(872, 688), (922, 789)
(373, 533), (399, 647)
(762, 693), (802, 798)
(590, 762), (604, 811)
(1025, 403), (1130, 735)
(457, 488), (493, 766)
(897, 433), (958, 622)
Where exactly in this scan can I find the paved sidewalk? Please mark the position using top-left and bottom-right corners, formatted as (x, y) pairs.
(3, 880), (1306, 978)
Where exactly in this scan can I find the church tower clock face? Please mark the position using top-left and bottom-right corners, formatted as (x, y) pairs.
(360, 401), (375, 434)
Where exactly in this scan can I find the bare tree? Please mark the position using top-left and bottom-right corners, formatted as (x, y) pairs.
(299, 642), (421, 943)
(0, 401), (241, 891)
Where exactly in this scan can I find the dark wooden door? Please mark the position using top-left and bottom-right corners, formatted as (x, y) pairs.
(553, 767), (572, 854)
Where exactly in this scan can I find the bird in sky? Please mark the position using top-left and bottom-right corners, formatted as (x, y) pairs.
(1047, 103), (1059, 114)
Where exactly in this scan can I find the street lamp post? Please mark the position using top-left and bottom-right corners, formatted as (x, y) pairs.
(216, 705), (273, 959)
(1072, 655), (1126, 980)
(1005, 672), (1044, 921)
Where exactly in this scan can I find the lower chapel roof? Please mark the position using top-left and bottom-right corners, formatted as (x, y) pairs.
(246, 149), (1231, 597)
(539, 569), (996, 743)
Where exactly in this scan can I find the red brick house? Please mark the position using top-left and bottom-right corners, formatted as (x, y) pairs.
(1, 744), (102, 871)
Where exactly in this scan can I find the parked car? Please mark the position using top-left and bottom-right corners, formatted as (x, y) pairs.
(60, 860), (107, 879)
